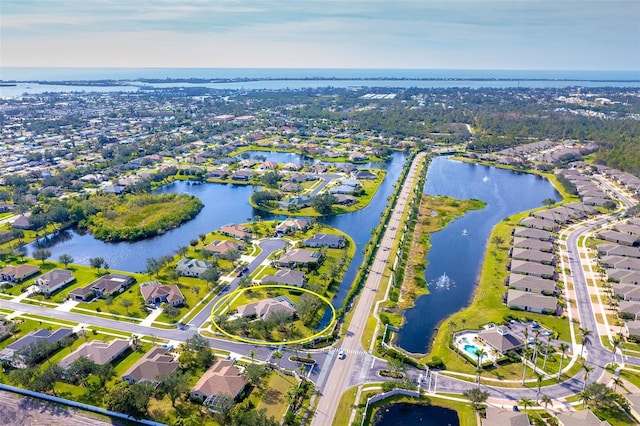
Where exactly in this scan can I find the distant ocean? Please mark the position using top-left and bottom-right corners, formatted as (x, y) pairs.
(1, 68), (639, 97)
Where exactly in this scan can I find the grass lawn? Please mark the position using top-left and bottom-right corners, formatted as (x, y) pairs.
(253, 370), (299, 420)
(592, 405), (638, 426)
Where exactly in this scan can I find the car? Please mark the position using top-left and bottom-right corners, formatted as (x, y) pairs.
(337, 349), (345, 359)
(512, 405), (519, 412)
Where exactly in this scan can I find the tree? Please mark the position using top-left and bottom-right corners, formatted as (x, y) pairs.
(491, 235), (504, 248)
(535, 372), (544, 402)
(311, 192), (337, 215)
(176, 246), (189, 258)
(475, 348), (486, 386)
(557, 343), (569, 381)
(462, 387), (489, 411)
(542, 198), (556, 207)
(104, 381), (154, 418)
(201, 266), (221, 288)
(145, 257), (161, 278)
(612, 377), (624, 392)
(58, 253), (74, 268)
(387, 358), (408, 376)
(32, 248), (51, 265)
(582, 364), (594, 391)
(89, 257), (105, 273)
(579, 327), (592, 358)
(96, 363), (115, 387)
(32, 364), (63, 394)
(250, 350), (256, 364)
(66, 356), (97, 386)
(580, 382), (616, 407)
(518, 397), (534, 414)
(245, 363), (268, 386)
(611, 337), (622, 365)
(120, 298), (133, 314)
(540, 394), (552, 410)
(159, 370), (190, 407)
(295, 293), (323, 326)
(164, 305), (180, 322)
(273, 351), (283, 367)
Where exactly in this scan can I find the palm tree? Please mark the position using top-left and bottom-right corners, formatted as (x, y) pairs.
(582, 364), (594, 391)
(540, 394), (552, 410)
(536, 372), (544, 402)
(521, 347), (532, 385)
(250, 350), (256, 364)
(542, 335), (553, 371)
(557, 343), (569, 381)
(579, 327), (592, 358)
(519, 397), (534, 414)
(611, 337), (622, 365)
(612, 377), (624, 392)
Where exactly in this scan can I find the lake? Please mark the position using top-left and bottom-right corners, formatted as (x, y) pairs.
(395, 157), (561, 353)
(373, 403), (460, 426)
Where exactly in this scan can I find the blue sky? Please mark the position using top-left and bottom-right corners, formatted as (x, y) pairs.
(2, 0), (639, 70)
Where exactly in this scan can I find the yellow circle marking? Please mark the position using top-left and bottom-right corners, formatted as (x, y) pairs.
(210, 284), (336, 345)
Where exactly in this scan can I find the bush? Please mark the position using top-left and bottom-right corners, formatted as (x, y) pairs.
(379, 370), (403, 378)
(425, 356), (445, 370)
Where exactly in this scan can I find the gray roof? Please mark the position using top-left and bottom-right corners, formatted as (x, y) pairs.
(35, 269), (75, 292)
(507, 289), (557, 311)
(3, 328), (73, 354)
(519, 217), (558, 231)
(477, 326), (524, 354)
(597, 244), (640, 259)
(512, 227), (552, 241)
(555, 409), (610, 426)
(261, 269), (306, 286)
(483, 406), (531, 426)
(508, 274), (556, 294)
(512, 237), (554, 252)
(511, 248), (554, 264)
(509, 260), (556, 278)
(304, 233), (345, 247)
(59, 339), (130, 368)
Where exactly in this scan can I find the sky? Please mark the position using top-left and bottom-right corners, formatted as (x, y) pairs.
(1, 0), (639, 71)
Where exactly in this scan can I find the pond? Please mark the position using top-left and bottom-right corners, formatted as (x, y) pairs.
(395, 157), (561, 354)
(373, 403), (460, 426)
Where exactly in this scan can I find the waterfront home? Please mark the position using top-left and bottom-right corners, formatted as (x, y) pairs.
(11, 215), (32, 230)
(563, 202), (598, 216)
(220, 224), (252, 240)
(531, 209), (573, 224)
(0, 264), (40, 283)
(190, 359), (248, 408)
(231, 170), (255, 181)
(0, 328), (74, 368)
(176, 258), (212, 278)
(69, 274), (135, 301)
(477, 326), (525, 357)
(140, 281), (185, 307)
(275, 218), (308, 235)
(510, 248), (555, 265)
(506, 289), (557, 314)
(236, 296), (296, 320)
(519, 217), (559, 232)
(35, 269), (76, 295)
(206, 169), (229, 179)
(59, 339), (130, 369)
(556, 409), (611, 426)
(304, 233), (345, 248)
(333, 194), (356, 205)
(204, 240), (245, 258)
(122, 346), (179, 384)
(277, 249), (322, 268)
(261, 269), (306, 287)
(511, 227), (553, 241)
(512, 237), (554, 252)
(329, 185), (356, 195)
(352, 169), (376, 180)
(278, 195), (312, 210)
(507, 274), (556, 295)
(509, 260), (556, 280)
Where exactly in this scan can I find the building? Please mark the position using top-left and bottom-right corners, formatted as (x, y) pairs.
(35, 269), (75, 295)
(122, 346), (179, 384)
(0, 328), (74, 368)
(0, 264), (40, 283)
(176, 258), (212, 278)
(510, 248), (555, 265)
(236, 296), (297, 320)
(511, 227), (553, 241)
(508, 274), (556, 295)
(555, 409), (610, 425)
(190, 359), (248, 407)
(203, 240), (245, 258)
(220, 224), (252, 240)
(11, 215), (32, 230)
(483, 406), (531, 426)
(59, 339), (130, 369)
(509, 260), (556, 280)
(277, 249), (322, 268)
(140, 281), (185, 307)
(304, 233), (346, 248)
(275, 218), (308, 235)
(261, 269), (306, 287)
(477, 326), (525, 357)
(506, 289), (557, 315)
(69, 274), (134, 301)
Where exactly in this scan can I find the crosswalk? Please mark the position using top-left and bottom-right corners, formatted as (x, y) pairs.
(331, 347), (369, 357)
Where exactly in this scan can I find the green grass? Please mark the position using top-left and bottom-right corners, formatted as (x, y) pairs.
(253, 370), (299, 420)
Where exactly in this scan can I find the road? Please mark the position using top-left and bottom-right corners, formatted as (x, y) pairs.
(311, 152), (426, 426)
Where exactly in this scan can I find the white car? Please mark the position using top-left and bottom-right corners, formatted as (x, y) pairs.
(338, 349), (346, 359)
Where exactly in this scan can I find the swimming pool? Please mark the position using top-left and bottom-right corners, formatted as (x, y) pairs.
(463, 344), (487, 361)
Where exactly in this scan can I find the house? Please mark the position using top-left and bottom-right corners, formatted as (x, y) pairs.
(564, 202), (598, 215)
(623, 393), (640, 424)
(330, 185), (356, 195)
(279, 195), (312, 209)
(508, 274), (556, 295)
(509, 260), (556, 279)
(59, 339), (130, 369)
(555, 409), (610, 426)
(259, 161), (278, 170)
(612, 283), (640, 301)
(176, 258), (212, 278)
(0, 264), (40, 283)
(619, 300), (640, 320)
(600, 256), (640, 271)
(190, 359), (248, 406)
(477, 326), (525, 357)
(236, 296), (297, 320)
(35, 269), (75, 294)
(304, 233), (346, 248)
(614, 224), (640, 237)
(11, 215), (32, 230)
(140, 281), (185, 307)
(597, 244), (640, 259)
(204, 240), (245, 258)
(333, 194), (356, 205)
(512, 237), (554, 252)
(628, 320), (640, 342)
(280, 182), (301, 192)
(69, 274), (134, 301)
(352, 169), (376, 180)
(231, 170), (255, 181)
(102, 184), (126, 194)
(0, 230), (11, 244)
(607, 269), (640, 285)
(261, 269), (306, 287)
(510, 248), (555, 265)
(122, 346), (179, 384)
(220, 224), (252, 240)
(0, 328), (74, 368)
(597, 230), (638, 246)
(507, 289), (557, 314)
(275, 218), (309, 235)
(519, 217), (559, 232)
(278, 249), (322, 268)
(483, 406), (531, 426)
(511, 227), (553, 241)
(206, 169), (229, 179)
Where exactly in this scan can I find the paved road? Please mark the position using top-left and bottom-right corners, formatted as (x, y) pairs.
(309, 173), (341, 197)
(311, 152), (426, 426)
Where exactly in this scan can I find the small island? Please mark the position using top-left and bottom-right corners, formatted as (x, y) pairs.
(82, 193), (203, 242)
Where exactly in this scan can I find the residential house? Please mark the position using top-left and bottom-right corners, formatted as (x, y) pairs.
(304, 233), (346, 248)
(275, 218), (309, 235)
(278, 249), (322, 268)
(140, 281), (185, 307)
(612, 283), (640, 301)
(597, 230), (638, 246)
(176, 258), (212, 278)
(508, 274), (556, 295)
(506, 289), (557, 314)
(333, 194), (356, 205)
(556, 409), (610, 426)
(477, 326), (525, 357)
(607, 269), (640, 285)
(35, 269), (75, 295)
(628, 320), (640, 343)
(69, 274), (134, 301)
(237, 296), (297, 320)
(261, 269), (306, 287)
(619, 300), (640, 320)
(483, 406), (531, 426)
(280, 182), (301, 192)
(509, 260), (556, 280)
(510, 248), (555, 265)
(11, 215), (32, 230)
(511, 227), (553, 241)
(512, 237), (554, 252)
(0, 230), (11, 244)
(0, 328), (74, 368)
(122, 346), (179, 384)
(59, 339), (130, 369)
(279, 195), (312, 210)
(231, 170), (255, 181)
(204, 240), (245, 258)
(0, 264), (40, 283)
(597, 244), (640, 259)
(330, 185), (356, 195)
(220, 224), (252, 240)
(519, 217), (559, 232)
(206, 169), (229, 179)
(614, 224), (640, 237)
(600, 256), (640, 271)
(190, 359), (248, 407)
(352, 169), (376, 180)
